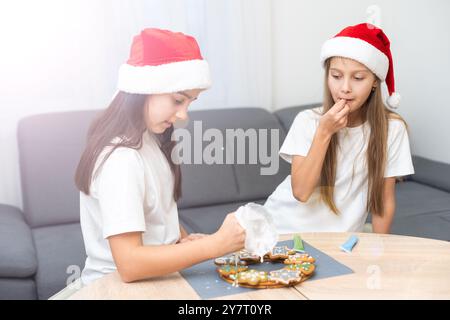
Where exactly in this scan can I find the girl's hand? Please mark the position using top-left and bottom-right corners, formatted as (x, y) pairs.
(179, 233), (208, 243)
(212, 212), (246, 256)
(318, 99), (350, 138)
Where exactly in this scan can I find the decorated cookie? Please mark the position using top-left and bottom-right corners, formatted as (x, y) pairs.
(268, 268), (302, 285)
(284, 262), (315, 276)
(231, 270), (270, 286)
(215, 242), (316, 289)
(267, 246), (296, 261)
(217, 264), (248, 276)
(214, 255), (247, 266)
(239, 250), (262, 264)
(284, 253), (315, 264)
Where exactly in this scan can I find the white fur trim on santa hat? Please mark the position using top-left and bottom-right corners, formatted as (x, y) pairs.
(117, 59), (211, 94)
(386, 92), (401, 109)
(320, 36), (389, 81)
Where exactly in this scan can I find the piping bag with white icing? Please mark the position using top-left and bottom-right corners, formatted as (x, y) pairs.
(235, 203), (278, 259)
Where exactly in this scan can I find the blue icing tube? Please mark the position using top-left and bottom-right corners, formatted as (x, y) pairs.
(340, 235), (358, 253)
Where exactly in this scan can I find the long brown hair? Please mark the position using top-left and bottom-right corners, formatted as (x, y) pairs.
(75, 91), (181, 200)
(320, 58), (406, 216)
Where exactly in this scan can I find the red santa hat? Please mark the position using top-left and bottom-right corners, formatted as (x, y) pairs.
(320, 23), (400, 108)
(117, 28), (211, 94)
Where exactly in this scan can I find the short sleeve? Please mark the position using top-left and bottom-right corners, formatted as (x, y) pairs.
(279, 110), (316, 163)
(94, 148), (147, 238)
(384, 120), (415, 178)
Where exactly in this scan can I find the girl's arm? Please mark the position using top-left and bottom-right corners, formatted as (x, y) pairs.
(291, 130), (332, 202)
(178, 224), (207, 243)
(371, 177), (396, 233)
(108, 213), (245, 283)
(291, 100), (349, 202)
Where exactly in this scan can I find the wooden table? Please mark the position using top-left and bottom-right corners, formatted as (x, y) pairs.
(69, 232), (450, 300)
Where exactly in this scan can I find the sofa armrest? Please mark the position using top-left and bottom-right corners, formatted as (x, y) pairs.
(0, 204), (37, 278)
(411, 156), (450, 193)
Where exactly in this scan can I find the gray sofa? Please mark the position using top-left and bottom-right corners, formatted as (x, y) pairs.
(1, 104), (449, 299)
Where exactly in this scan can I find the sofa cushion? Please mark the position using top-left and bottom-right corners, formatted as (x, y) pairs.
(395, 181), (450, 218)
(411, 156), (450, 193)
(177, 109), (242, 209)
(391, 210), (450, 241)
(179, 199), (265, 234)
(390, 181), (450, 240)
(18, 110), (99, 228)
(0, 278), (37, 300)
(366, 181), (450, 235)
(230, 109), (290, 201)
(0, 204), (37, 278)
(274, 104), (321, 132)
(177, 108), (289, 209)
(366, 181), (450, 220)
(32, 223), (86, 299)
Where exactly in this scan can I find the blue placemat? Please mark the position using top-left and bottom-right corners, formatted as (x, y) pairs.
(179, 239), (354, 299)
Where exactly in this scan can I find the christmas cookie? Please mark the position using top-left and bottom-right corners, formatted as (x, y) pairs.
(284, 253), (315, 264)
(232, 270), (270, 286)
(215, 239), (316, 289)
(214, 254), (247, 266)
(268, 268), (302, 285)
(284, 262), (315, 276)
(239, 250), (262, 264)
(266, 246), (296, 261)
(217, 264), (248, 277)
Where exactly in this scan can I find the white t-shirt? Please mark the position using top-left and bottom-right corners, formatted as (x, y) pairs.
(80, 130), (181, 285)
(264, 107), (415, 233)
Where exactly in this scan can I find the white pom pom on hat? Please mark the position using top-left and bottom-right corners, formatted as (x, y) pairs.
(386, 92), (401, 109)
(320, 23), (400, 108)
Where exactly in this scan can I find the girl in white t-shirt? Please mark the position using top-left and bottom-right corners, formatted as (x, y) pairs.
(265, 23), (414, 234)
(74, 29), (245, 285)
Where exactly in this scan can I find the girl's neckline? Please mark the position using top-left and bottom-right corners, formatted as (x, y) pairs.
(347, 121), (367, 129)
(340, 121), (368, 134)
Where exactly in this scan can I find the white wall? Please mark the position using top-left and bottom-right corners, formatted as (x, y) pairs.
(272, 0), (450, 163)
(0, 0), (273, 209)
(0, 0), (449, 209)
